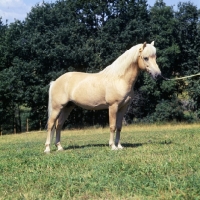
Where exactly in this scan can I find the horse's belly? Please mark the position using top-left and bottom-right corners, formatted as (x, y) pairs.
(72, 93), (108, 110)
(74, 101), (108, 110)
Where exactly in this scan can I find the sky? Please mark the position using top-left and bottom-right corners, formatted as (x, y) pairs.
(0, 0), (200, 24)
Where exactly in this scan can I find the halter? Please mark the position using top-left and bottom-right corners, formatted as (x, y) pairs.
(138, 44), (144, 58)
(138, 44), (150, 69)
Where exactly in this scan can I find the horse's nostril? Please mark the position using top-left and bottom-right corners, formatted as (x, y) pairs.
(155, 72), (162, 80)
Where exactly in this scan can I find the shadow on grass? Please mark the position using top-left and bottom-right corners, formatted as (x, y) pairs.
(51, 140), (172, 152)
(147, 139), (172, 145)
(123, 143), (143, 148)
(63, 143), (107, 150)
(62, 142), (143, 151)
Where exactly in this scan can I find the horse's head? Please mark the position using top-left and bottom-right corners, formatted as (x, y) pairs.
(138, 41), (161, 79)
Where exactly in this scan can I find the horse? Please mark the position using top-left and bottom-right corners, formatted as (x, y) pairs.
(44, 41), (161, 153)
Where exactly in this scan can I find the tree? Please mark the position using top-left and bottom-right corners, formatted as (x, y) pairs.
(1, 0), (199, 132)
(18, 0), (150, 129)
(0, 65), (25, 132)
(0, 19), (26, 133)
(0, 18), (8, 71)
(127, 0), (184, 122)
(175, 2), (200, 119)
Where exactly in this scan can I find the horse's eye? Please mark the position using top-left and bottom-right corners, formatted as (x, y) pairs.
(144, 57), (149, 61)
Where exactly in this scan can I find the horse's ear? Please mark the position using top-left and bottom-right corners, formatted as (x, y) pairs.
(151, 41), (154, 46)
(143, 42), (147, 48)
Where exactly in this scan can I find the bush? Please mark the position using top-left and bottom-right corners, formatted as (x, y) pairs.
(151, 99), (184, 122)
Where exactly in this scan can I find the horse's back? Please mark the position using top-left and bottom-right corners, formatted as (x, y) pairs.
(52, 72), (108, 109)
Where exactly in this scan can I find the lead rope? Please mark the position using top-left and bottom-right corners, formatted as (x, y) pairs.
(161, 73), (200, 81)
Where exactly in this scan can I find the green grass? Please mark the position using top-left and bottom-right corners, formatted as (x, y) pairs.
(0, 124), (200, 199)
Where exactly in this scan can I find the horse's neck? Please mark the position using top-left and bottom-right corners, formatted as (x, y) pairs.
(123, 63), (140, 88)
(100, 45), (141, 86)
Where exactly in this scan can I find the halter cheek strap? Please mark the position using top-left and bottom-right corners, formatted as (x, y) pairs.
(138, 47), (148, 68)
(138, 43), (146, 60)
(138, 42), (151, 71)
(138, 48), (144, 62)
(138, 47), (143, 58)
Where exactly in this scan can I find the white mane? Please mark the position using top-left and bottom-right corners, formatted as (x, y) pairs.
(100, 43), (156, 77)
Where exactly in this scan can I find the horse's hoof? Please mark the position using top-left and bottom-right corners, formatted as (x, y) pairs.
(117, 144), (124, 150)
(57, 147), (64, 151)
(111, 145), (118, 150)
(44, 150), (50, 154)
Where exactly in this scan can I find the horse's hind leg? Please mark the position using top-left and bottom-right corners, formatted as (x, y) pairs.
(44, 108), (62, 153)
(55, 105), (74, 151)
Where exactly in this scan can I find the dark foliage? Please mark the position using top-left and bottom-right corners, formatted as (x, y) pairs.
(0, 0), (199, 133)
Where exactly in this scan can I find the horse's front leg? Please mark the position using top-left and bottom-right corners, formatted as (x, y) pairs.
(115, 104), (129, 149)
(109, 104), (118, 150)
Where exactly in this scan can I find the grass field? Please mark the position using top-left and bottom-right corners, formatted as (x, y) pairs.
(0, 123), (200, 199)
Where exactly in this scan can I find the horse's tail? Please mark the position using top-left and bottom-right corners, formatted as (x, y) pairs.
(48, 81), (56, 143)
(48, 81), (54, 119)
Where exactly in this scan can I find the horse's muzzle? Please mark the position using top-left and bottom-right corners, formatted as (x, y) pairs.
(149, 71), (161, 80)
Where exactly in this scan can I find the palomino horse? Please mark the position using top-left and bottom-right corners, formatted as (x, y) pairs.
(44, 41), (161, 153)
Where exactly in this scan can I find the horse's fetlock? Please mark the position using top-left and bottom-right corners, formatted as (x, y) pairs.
(55, 142), (61, 146)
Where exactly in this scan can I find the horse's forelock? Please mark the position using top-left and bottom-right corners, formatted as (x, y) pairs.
(142, 44), (156, 57)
